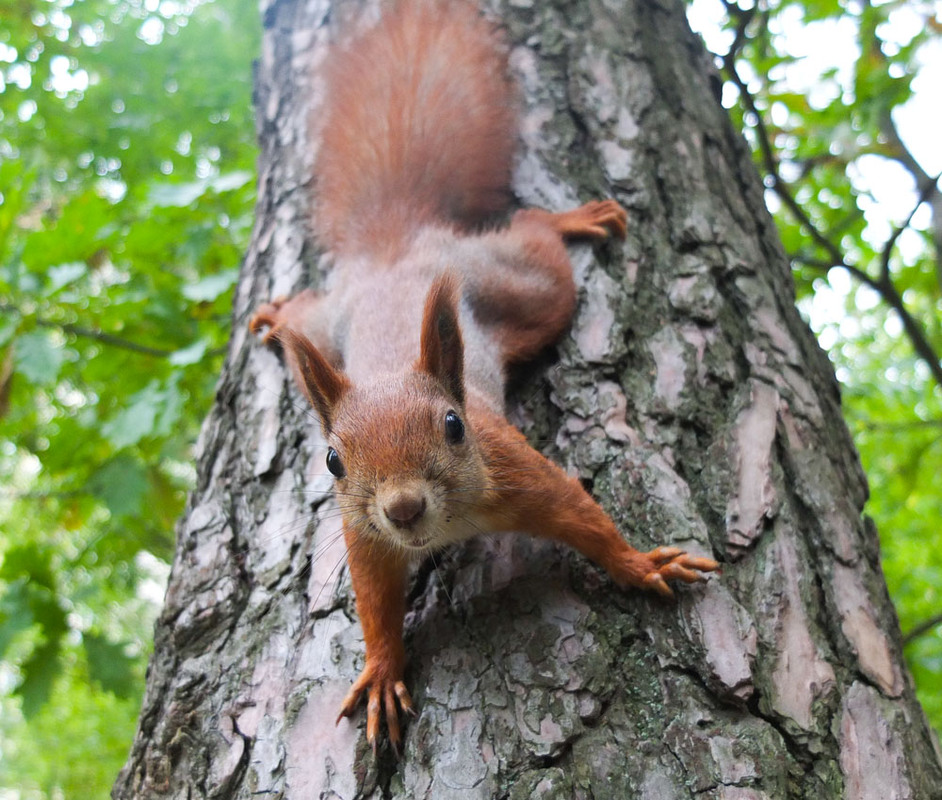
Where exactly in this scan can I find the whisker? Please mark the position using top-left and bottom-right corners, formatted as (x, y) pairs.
(256, 516), (320, 546)
(308, 547), (350, 610)
(429, 549), (456, 609)
(442, 484), (552, 498)
(269, 488), (373, 501)
(274, 521), (348, 603)
(449, 510), (487, 538)
(258, 384), (324, 430)
(309, 527), (348, 567)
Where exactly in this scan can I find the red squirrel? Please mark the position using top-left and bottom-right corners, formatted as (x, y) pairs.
(250, 0), (718, 754)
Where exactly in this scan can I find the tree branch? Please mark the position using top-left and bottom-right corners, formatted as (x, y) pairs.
(0, 486), (83, 501)
(721, 0), (755, 62)
(719, 56), (942, 390)
(903, 613), (942, 648)
(0, 302), (175, 357)
(859, 418), (942, 432)
(876, 85), (942, 291)
(0, 302), (225, 360)
(45, 319), (177, 357)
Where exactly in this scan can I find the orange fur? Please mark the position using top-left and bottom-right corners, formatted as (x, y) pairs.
(250, 0), (717, 756)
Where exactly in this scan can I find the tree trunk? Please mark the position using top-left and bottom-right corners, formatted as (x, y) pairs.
(113, 0), (942, 797)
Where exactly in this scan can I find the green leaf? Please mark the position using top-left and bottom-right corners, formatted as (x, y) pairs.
(45, 262), (88, 295)
(83, 632), (137, 699)
(147, 180), (207, 208)
(147, 170), (250, 209)
(0, 580), (35, 660)
(211, 170), (253, 193)
(19, 639), (63, 719)
(0, 562), (70, 718)
(100, 380), (164, 449)
(181, 268), (239, 302)
(0, 543), (56, 589)
(88, 455), (148, 520)
(13, 330), (65, 385)
(154, 373), (184, 439)
(0, 315), (17, 347)
(168, 337), (209, 366)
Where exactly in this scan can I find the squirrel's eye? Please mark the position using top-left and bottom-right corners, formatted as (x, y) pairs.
(444, 410), (465, 445)
(326, 447), (346, 478)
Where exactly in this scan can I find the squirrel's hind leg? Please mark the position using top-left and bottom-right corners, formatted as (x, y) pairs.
(513, 199), (628, 241)
(466, 199), (627, 364)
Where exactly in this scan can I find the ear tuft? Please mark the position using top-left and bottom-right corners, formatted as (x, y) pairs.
(417, 274), (465, 406)
(273, 328), (349, 434)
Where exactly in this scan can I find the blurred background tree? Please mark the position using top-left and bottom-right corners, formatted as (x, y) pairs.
(0, 0), (258, 795)
(0, 0), (937, 796)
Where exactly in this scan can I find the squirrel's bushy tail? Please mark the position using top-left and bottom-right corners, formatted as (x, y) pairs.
(315, 0), (517, 258)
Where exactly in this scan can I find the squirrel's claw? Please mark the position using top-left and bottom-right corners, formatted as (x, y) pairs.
(395, 680), (417, 716)
(382, 683), (401, 754)
(382, 680), (415, 755)
(366, 685), (383, 750)
(660, 560), (709, 584)
(642, 572), (674, 598)
(335, 671), (367, 725)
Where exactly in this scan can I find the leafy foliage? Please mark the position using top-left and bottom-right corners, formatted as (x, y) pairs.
(689, 0), (942, 731)
(0, 0), (258, 795)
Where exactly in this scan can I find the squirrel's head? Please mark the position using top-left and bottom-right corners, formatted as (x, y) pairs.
(277, 275), (490, 552)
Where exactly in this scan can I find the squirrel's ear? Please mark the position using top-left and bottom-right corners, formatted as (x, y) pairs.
(417, 274), (465, 407)
(275, 328), (349, 434)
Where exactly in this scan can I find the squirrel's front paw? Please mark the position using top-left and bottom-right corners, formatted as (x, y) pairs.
(639, 546), (719, 598)
(618, 546), (719, 598)
(249, 289), (323, 345)
(336, 661), (416, 756)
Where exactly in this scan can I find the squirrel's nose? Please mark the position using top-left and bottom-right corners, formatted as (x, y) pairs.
(384, 494), (427, 528)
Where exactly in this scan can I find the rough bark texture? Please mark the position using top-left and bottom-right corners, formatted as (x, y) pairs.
(114, 0), (942, 798)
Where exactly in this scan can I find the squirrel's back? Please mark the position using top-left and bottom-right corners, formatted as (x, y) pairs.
(315, 0), (517, 258)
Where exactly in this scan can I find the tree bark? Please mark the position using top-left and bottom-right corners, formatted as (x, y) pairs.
(114, 0), (942, 797)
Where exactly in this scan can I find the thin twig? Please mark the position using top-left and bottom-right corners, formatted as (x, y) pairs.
(903, 613), (942, 647)
(1, 302), (227, 360)
(879, 171), (942, 283)
(0, 302), (174, 357)
(45, 319), (176, 357)
(858, 418), (942, 432)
